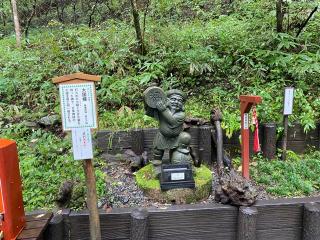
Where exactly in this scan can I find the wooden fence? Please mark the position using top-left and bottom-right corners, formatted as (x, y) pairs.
(44, 196), (320, 240)
(95, 123), (320, 163)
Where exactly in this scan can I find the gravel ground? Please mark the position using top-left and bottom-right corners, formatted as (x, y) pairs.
(101, 160), (271, 209)
(102, 161), (151, 209)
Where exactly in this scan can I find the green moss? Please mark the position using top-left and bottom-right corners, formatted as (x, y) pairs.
(135, 164), (161, 190)
(194, 165), (212, 186)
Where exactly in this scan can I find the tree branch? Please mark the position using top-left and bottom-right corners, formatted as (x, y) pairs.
(296, 6), (318, 37)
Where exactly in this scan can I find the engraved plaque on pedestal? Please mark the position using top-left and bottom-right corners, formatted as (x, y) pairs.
(160, 164), (195, 190)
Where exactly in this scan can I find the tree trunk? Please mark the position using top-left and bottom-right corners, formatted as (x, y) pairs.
(0, 0), (7, 27)
(10, 0), (22, 47)
(1, 11), (6, 27)
(130, 0), (145, 55)
(142, 0), (150, 44)
(59, 0), (65, 22)
(276, 0), (284, 32)
(73, 0), (77, 24)
(25, 0), (37, 44)
(88, 0), (99, 27)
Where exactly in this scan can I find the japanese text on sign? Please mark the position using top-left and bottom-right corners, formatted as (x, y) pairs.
(171, 172), (185, 181)
(59, 83), (97, 131)
(243, 113), (249, 129)
(283, 87), (294, 115)
(71, 128), (93, 160)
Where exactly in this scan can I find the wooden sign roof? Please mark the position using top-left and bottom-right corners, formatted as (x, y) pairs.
(239, 95), (262, 104)
(52, 72), (101, 84)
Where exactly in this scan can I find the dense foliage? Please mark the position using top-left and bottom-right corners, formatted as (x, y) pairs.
(1, 1), (319, 133)
(1, 125), (106, 210)
(0, 0), (319, 209)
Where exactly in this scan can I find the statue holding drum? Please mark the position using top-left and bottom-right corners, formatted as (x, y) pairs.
(144, 87), (194, 179)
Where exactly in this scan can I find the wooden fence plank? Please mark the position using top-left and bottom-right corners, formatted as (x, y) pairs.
(237, 207), (258, 240)
(148, 204), (237, 240)
(303, 202), (320, 240)
(257, 227), (301, 240)
(64, 198), (320, 240)
(199, 126), (213, 165)
(131, 129), (144, 155)
(69, 211), (131, 240)
(143, 128), (158, 149)
(18, 212), (53, 240)
(96, 130), (131, 152)
(96, 123), (320, 160)
(256, 204), (303, 230)
(44, 215), (64, 240)
(262, 123), (277, 159)
(130, 208), (149, 240)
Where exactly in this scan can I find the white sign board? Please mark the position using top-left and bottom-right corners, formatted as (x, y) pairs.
(59, 83), (97, 131)
(283, 87), (294, 115)
(243, 113), (249, 129)
(171, 172), (185, 181)
(72, 128), (93, 160)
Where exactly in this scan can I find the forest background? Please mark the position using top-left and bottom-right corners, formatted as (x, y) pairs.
(0, 0), (319, 210)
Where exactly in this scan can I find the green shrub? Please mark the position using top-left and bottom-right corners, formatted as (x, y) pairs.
(1, 126), (106, 210)
(251, 151), (320, 197)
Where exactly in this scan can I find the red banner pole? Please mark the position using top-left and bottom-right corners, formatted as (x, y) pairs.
(239, 96), (262, 180)
(241, 112), (250, 179)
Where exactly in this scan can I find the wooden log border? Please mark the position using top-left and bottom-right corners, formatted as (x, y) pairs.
(44, 196), (320, 240)
(95, 123), (320, 162)
(237, 206), (258, 240)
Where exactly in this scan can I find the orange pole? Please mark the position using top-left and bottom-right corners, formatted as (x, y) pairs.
(241, 112), (250, 179)
(239, 96), (262, 179)
(0, 139), (25, 240)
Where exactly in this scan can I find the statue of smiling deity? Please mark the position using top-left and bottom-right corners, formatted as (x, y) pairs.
(144, 87), (192, 177)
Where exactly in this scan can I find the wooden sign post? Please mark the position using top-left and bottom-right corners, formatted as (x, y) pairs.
(240, 95), (262, 179)
(53, 72), (101, 240)
(282, 87), (294, 161)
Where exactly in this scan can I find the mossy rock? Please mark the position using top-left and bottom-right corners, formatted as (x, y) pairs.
(135, 164), (212, 204)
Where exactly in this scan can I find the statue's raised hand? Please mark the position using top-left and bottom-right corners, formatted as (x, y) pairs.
(156, 100), (167, 112)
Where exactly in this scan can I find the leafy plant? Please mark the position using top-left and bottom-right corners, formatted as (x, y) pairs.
(0, 126), (106, 210)
(251, 150), (320, 197)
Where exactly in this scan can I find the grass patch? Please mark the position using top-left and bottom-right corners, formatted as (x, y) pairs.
(251, 151), (320, 197)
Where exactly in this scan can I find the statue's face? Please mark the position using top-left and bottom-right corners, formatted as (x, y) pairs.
(169, 94), (184, 111)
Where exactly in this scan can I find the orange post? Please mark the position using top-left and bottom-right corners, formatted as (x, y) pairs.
(0, 139), (25, 240)
(239, 96), (262, 179)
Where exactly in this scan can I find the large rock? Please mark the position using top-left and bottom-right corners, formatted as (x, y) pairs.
(214, 169), (258, 206)
(38, 115), (60, 127)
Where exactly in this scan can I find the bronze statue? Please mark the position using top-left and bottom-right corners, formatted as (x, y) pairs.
(144, 87), (192, 176)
